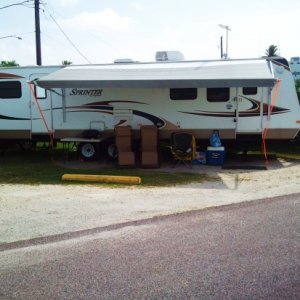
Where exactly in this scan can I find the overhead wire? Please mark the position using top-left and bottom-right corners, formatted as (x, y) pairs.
(40, 2), (92, 64)
(48, 14), (92, 64)
(2, 1), (92, 64)
(42, 1), (120, 60)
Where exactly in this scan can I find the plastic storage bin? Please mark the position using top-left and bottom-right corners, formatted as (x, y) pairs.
(206, 146), (225, 165)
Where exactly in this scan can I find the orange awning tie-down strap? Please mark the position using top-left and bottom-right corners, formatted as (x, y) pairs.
(28, 83), (54, 153)
(262, 79), (280, 164)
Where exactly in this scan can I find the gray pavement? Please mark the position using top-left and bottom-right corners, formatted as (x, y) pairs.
(0, 194), (299, 299)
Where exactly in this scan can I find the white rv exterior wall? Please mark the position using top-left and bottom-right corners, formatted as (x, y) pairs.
(0, 66), (62, 139)
(0, 59), (299, 143)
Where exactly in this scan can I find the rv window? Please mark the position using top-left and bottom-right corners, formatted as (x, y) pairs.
(207, 88), (229, 102)
(243, 87), (257, 95)
(34, 85), (47, 99)
(0, 81), (22, 99)
(170, 88), (197, 100)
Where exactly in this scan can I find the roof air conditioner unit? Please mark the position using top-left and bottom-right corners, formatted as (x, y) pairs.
(155, 51), (184, 62)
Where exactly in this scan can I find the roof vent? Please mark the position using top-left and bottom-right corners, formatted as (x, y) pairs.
(114, 58), (135, 64)
(155, 51), (184, 62)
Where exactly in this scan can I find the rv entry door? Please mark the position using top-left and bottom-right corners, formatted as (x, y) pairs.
(235, 87), (264, 134)
(29, 74), (53, 138)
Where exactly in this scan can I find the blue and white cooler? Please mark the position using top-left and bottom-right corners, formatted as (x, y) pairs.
(206, 146), (225, 165)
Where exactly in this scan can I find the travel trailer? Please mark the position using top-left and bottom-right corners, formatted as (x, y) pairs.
(0, 56), (299, 160)
(0, 65), (62, 143)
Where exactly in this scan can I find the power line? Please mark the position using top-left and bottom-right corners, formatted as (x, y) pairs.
(1, 0), (91, 64)
(41, 3), (91, 64)
(15, 31), (35, 36)
(48, 14), (92, 64)
(0, 0), (42, 65)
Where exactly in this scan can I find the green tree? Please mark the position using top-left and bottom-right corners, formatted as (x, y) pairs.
(0, 60), (19, 67)
(295, 79), (300, 103)
(62, 60), (72, 65)
(265, 45), (280, 57)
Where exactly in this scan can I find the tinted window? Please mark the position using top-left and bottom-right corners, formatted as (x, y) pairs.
(207, 88), (229, 102)
(0, 81), (22, 99)
(170, 88), (197, 100)
(243, 87), (257, 95)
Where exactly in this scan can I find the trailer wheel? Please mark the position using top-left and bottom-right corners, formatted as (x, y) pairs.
(78, 142), (97, 161)
(102, 139), (117, 160)
(107, 143), (117, 160)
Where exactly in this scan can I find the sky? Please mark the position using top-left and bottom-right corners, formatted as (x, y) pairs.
(1, 0), (300, 66)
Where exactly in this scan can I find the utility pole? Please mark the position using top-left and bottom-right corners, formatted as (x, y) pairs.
(35, 0), (42, 65)
(218, 24), (231, 59)
(220, 36), (223, 59)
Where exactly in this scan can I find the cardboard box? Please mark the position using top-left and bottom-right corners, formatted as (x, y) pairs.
(206, 146), (225, 165)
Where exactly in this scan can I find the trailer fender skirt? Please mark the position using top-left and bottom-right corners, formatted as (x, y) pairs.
(62, 174), (141, 184)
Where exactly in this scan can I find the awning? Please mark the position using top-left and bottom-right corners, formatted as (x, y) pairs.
(36, 59), (276, 89)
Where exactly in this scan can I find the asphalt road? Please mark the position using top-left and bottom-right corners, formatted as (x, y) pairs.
(0, 194), (299, 300)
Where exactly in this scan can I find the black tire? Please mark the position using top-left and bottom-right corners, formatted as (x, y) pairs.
(101, 139), (117, 161)
(78, 142), (97, 161)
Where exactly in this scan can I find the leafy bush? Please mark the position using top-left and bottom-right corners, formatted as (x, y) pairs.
(295, 79), (300, 103)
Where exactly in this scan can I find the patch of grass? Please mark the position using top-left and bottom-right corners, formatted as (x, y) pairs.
(242, 141), (300, 160)
(0, 149), (209, 187)
(0, 150), (64, 184)
(264, 142), (300, 160)
(1, 141), (298, 186)
(94, 169), (210, 187)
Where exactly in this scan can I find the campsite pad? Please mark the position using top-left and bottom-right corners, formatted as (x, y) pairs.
(1, 155), (299, 245)
(221, 154), (273, 170)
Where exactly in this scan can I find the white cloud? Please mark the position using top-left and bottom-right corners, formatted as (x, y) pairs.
(7, 0), (300, 65)
(62, 8), (135, 33)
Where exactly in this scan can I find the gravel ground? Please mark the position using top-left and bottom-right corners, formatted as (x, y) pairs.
(0, 157), (299, 244)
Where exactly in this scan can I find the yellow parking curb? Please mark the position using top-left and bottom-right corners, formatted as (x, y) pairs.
(62, 174), (141, 185)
